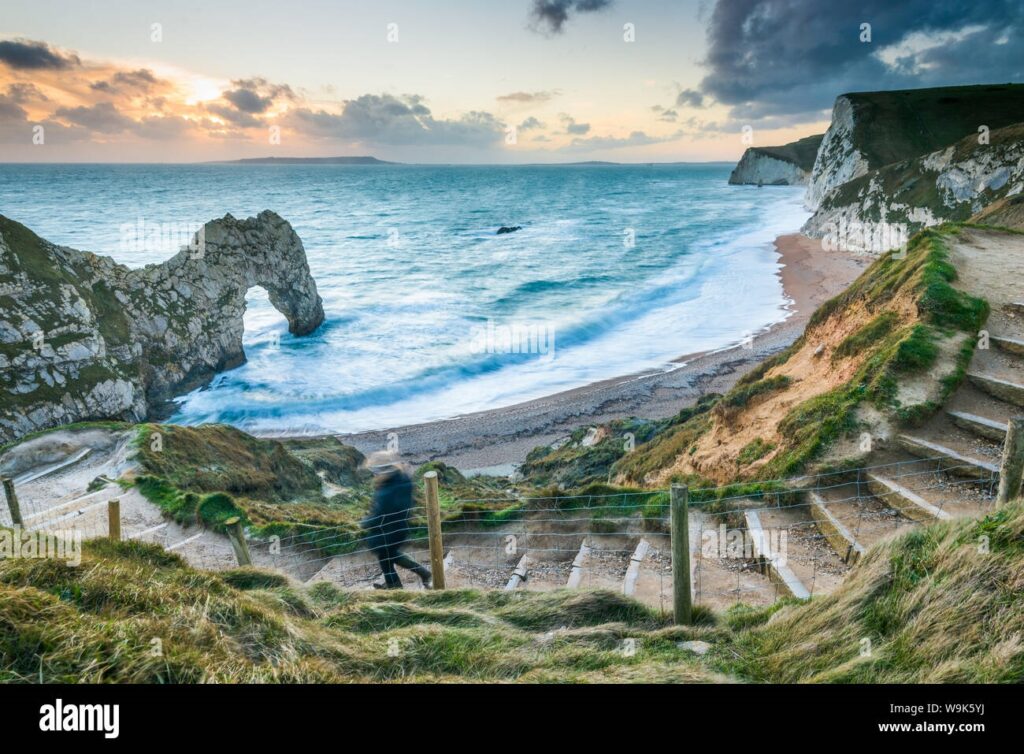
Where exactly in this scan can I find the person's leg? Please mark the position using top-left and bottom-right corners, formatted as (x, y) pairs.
(375, 546), (403, 588)
(393, 550), (432, 585)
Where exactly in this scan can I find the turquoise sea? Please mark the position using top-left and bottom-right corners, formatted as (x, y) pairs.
(0, 163), (809, 433)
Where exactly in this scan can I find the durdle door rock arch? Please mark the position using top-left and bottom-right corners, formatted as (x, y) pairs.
(0, 210), (324, 443)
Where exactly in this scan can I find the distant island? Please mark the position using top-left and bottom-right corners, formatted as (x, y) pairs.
(211, 155), (396, 165)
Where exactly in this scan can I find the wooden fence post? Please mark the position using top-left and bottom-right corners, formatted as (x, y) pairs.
(670, 484), (692, 625)
(225, 516), (252, 566)
(2, 477), (23, 526)
(997, 417), (1024, 507)
(423, 471), (446, 589)
(107, 498), (121, 541)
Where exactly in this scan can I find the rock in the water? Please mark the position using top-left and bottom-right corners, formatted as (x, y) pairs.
(0, 210), (325, 443)
(496, 226), (522, 235)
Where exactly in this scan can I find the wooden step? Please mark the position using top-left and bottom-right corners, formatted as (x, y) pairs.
(865, 472), (953, 522)
(947, 410), (1009, 442)
(968, 372), (1024, 408)
(744, 510), (810, 600)
(897, 434), (1000, 479)
(992, 335), (1024, 357)
(808, 492), (865, 564)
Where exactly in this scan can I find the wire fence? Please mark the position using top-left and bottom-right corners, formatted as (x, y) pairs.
(2, 450), (1002, 613)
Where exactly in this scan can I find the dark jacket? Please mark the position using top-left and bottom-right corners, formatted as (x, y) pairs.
(361, 469), (414, 552)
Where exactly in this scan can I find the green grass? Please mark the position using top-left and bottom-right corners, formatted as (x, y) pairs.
(709, 502), (1024, 683)
(6, 501), (1022, 683)
(617, 224), (990, 484)
(832, 311), (898, 361)
(737, 438), (776, 466)
(844, 83), (1024, 170)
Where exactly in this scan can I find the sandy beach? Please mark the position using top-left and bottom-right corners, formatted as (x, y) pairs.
(330, 233), (870, 473)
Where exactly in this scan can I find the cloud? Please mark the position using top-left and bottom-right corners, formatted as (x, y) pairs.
(0, 95), (28, 122)
(133, 115), (195, 140)
(205, 78), (296, 128)
(224, 87), (272, 113)
(0, 38), (80, 70)
(90, 68), (161, 95)
(5, 82), (48, 103)
(529, 0), (614, 34)
(0, 93), (87, 144)
(497, 90), (558, 105)
(205, 103), (262, 128)
(563, 129), (683, 150)
(651, 105), (678, 122)
(286, 93), (506, 146)
(54, 102), (135, 133)
(559, 113), (590, 134)
(675, 89), (705, 108)
(518, 116), (545, 131)
(698, 0), (1024, 123)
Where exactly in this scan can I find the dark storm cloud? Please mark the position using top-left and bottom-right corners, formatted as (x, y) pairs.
(529, 0), (613, 34)
(699, 0), (1024, 122)
(0, 38), (80, 70)
(286, 93), (505, 147)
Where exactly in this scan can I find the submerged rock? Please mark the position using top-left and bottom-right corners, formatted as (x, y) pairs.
(0, 210), (324, 443)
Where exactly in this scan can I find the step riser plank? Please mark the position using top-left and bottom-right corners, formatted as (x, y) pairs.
(866, 473), (954, 523)
(897, 434), (1000, 480)
(808, 492), (865, 564)
(968, 373), (1024, 409)
(992, 336), (1024, 357)
(948, 410), (1009, 443)
(744, 510), (810, 600)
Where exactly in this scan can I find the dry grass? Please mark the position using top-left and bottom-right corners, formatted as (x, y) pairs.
(3, 500), (1022, 684)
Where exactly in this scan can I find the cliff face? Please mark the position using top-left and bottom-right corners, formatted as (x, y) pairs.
(0, 210), (324, 443)
(803, 84), (1024, 240)
(804, 123), (1024, 238)
(729, 134), (823, 186)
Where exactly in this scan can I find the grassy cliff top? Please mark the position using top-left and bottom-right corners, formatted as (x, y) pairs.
(3, 500), (1021, 683)
(843, 83), (1024, 169)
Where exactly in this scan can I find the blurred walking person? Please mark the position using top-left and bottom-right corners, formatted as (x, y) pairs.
(361, 452), (432, 589)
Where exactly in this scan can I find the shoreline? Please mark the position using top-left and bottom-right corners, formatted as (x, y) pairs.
(314, 232), (870, 473)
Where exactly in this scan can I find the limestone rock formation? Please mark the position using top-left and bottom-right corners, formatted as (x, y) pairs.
(728, 134), (823, 186)
(803, 123), (1024, 240)
(804, 85), (1024, 214)
(798, 85), (1024, 249)
(0, 210), (324, 443)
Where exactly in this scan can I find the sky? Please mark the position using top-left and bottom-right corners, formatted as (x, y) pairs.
(0, 0), (1021, 163)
